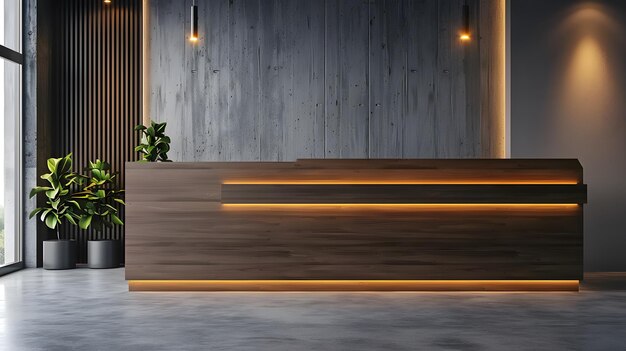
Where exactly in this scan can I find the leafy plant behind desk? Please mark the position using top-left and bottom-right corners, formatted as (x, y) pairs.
(134, 121), (172, 162)
(73, 160), (125, 231)
(29, 154), (82, 240)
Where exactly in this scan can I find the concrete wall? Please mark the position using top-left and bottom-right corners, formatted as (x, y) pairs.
(148, 0), (506, 161)
(511, 0), (626, 270)
(24, 0), (37, 267)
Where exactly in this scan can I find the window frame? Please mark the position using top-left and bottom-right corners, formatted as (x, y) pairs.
(0, 0), (24, 276)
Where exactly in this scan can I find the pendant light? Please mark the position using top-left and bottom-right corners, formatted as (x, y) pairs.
(190, 0), (199, 42)
(460, 2), (471, 42)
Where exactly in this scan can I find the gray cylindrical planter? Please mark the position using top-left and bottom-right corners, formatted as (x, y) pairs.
(43, 240), (77, 270)
(88, 240), (120, 269)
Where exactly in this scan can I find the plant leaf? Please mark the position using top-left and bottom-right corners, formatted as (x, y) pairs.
(40, 208), (53, 222)
(58, 154), (73, 174)
(64, 213), (77, 225)
(29, 208), (43, 219)
(29, 186), (52, 198)
(104, 204), (118, 212)
(47, 158), (61, 173)
(45, 214), (58, 229)
(110, 213), (124, 226)
(45, 187), (60, 199)
(79, 215), (93, 230)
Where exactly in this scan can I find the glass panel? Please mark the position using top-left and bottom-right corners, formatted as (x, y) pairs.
(0, 57), (21, 266)
(0, 0), (21, 53)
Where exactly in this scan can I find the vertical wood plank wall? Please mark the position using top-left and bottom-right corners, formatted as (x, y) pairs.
(37, 0), (142, 263)
(148, 0), (504, 160)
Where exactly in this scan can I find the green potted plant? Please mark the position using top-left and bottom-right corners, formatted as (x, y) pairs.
(134, 121), (172, 162)
(73, 160), (125, 269)
(29, 154), (82, 270)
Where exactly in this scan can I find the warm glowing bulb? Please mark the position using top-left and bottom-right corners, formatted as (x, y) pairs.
(460, 33), (471, 41)
(104, 0), (111, 3)
(190, 4), (199, 44)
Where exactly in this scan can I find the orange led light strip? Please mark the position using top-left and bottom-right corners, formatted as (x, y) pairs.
(221, 204), (580, 209)
(222, 181), (579, 185)
(128, 280), (580, 292)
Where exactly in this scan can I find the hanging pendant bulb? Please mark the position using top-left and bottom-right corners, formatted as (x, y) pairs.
(460, 2), (471, 42)
(190, 1), (199, 42)
(104, 0), (112, 4)
(461, 3), (471, 40)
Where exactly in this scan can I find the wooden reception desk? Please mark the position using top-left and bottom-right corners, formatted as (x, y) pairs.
(125, 159), (586, 291)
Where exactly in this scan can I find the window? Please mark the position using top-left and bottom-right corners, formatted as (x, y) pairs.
(0, 0), (22, 273)
(0, 0), (20, 52)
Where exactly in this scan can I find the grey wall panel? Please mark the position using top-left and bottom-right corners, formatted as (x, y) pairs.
(279, 0), (325, 161)
(511, 0), (626, 270)
(150, 0), (184, 160)
(24, 0), (38, 267)
(149, 0), (502, 161)
(324, 0), (370, 158)
(258, 0), (284, 161)
(228, 0), (261, 161)
(203, 0), (231, 161)
(435, 0), (462, 157)
(404, 0), (438, 157)
(369, 0), (406, 158)
(464, 0), (482, 158)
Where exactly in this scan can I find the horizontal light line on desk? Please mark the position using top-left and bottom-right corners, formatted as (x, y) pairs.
(222, 181), (580, 185)
(128, 280), (580, 292)
(221, 203), (580, 209)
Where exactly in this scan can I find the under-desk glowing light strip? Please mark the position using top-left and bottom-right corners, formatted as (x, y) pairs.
(222, 180), (580, 185)
(128, 280), (580, 292)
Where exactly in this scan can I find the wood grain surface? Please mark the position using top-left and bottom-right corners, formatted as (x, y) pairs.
(221, 184), (587, 204)
(125, 160), (585, 282)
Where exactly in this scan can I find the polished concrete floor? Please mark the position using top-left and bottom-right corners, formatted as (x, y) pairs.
(1, 269), (625, 351)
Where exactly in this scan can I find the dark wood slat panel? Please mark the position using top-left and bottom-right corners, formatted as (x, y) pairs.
(37, 0), (142, 264)
(125, 160), (585, 281)
(221, 184), (588, 204)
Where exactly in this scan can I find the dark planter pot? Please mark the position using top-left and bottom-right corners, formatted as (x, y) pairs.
(88, 240), (120, 269)
(43, 240), (77, 270)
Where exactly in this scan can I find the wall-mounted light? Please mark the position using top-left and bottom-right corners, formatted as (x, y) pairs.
(190, 0), (199, 43)
(460, 2), (471, 42)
